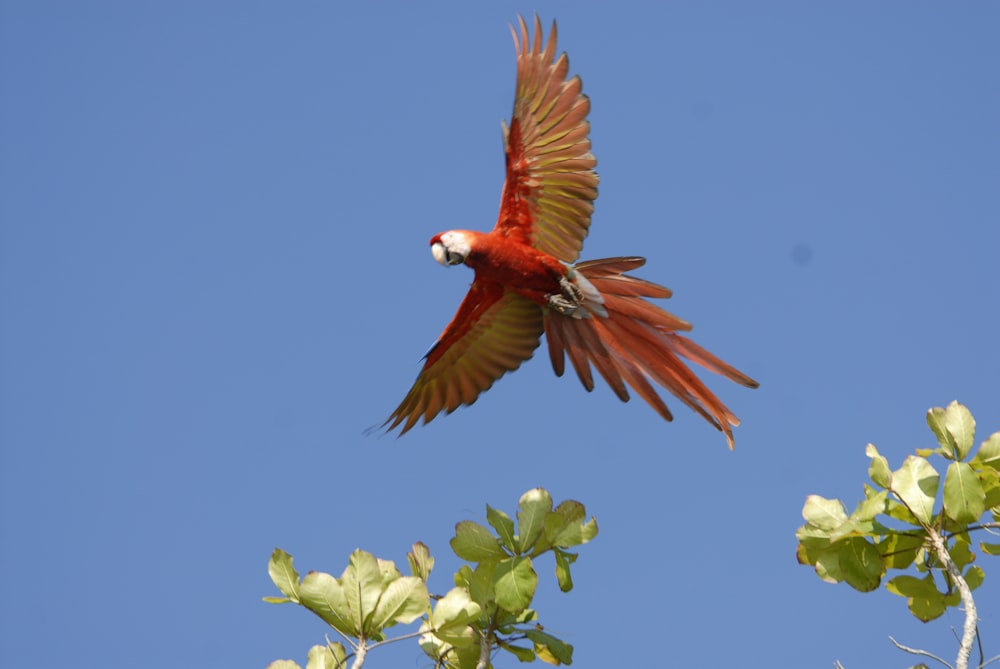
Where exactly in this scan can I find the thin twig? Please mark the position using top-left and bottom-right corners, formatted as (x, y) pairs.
(367, 629), (433, 651)
(977, 653), (1000, 668)
(888, 636), (953, 669)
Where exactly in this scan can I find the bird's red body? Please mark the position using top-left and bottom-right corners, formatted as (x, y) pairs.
(385, 17), (758, 448)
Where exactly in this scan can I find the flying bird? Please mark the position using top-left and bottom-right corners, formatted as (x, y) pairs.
(384, 16), (758, 448)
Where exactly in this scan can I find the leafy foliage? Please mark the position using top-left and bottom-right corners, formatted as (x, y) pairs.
(796, 401), (1000, 623)
(265, 488), (598, 669)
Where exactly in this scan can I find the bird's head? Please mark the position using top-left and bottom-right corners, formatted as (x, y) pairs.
(430, 231), (472, 267)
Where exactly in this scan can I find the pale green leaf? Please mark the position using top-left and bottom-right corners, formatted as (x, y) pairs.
(517, 488), (553, 553)
(884, 497), (921, 526)
(981, 542), (1000, 556)
(451, 521), (507, 561)
(890, 456), (939, 526)
(267, 661), (302, 669)
(494, 556), (538, 613)
(269, 548), (301, 601)
(429, 587), (482, 632)
(407, 542), (434, 581)
(263, 596), (293, 604)
(341, 549), (383, 636)
(802, 495), (848, 531)
(867, 443), (891, 488)
(526, 629), (574, 665)
(306, 644), (346, 669)
(943, 462), (986, 524)
(487, 505), (517, 553)
(941, 402), (977, 459)
(974, 431), (1000, 469)
(375, 558), (401, 589)
(371, 576), (429, 629)
(299, 571), (355, 638)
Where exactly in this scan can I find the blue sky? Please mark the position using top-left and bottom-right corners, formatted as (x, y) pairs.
(2, 2), (998, 667)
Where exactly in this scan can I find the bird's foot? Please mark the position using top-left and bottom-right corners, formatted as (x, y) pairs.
(547, 277), (586, 316)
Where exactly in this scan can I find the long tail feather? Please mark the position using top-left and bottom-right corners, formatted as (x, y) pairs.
(544, 257), (758, 449)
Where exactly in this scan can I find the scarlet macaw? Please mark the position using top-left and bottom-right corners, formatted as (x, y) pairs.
(385, 16), (758, 448)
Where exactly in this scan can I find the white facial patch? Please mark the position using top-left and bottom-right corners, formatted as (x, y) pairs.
(431, 231), (472, 266)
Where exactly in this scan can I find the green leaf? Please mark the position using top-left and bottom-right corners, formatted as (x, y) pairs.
(371, 576), (429, 629)
(943, 461), (986, 524)
(884, 497), (921, 526)
(965, 565), (985, 591)
(974, 431), (1000, 469)
(494, 556), (538, 613)
(979, 467), (1000, 509)
(269, 548), (301, 602)
(930, 402), (976, 460)
(867, 443), (891, 488)
(890, 456), (940, 526)
(340, 549), (384, 637)
(543, 501), (598, 550)
(948, 536), (974, 570)
(517, 488), (553, 553)
(526, 628), (574, 665)
(263, 596), (294, 604)
(306, 644), (346, 669)
(927, 406), (958, 458)
(553, 548), (577, 592)
(487, 505), (517, 553)
(878, 533), (923, 570)
(838, 537), (883, 592)
(981, 542), (1000, 556)
(451, 521), (508, 562)
(886, 574), (947, 622)
(407, 542), (434, 581)
(812, 545), (843, 584)
(500, 642), (537, 662)
(299, 571), (356, 637)
(455, 561), (496, 610)
(801, 495), (848, 532)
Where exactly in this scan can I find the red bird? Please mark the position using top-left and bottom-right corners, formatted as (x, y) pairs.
(385, 16), (758, 448)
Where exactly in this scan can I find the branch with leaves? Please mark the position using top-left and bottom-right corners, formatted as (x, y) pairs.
(265, 488), (598, 669)
(796, 401), (1000, 669)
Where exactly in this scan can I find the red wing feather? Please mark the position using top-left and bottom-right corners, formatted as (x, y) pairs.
(543, 257), (760, 449)
(385, 283), (544, 434)
(493, 16), (599, 263)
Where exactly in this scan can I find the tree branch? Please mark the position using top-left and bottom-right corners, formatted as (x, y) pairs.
(926, 526), (978, 669)
(888, 636), (953, 669)
(350, 640), (367, 669)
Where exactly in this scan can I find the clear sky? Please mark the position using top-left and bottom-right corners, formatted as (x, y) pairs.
(2, 2), (998, 667)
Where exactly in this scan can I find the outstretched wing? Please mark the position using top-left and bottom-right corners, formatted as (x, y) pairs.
(493, 15), (599, 263)
(385, 282), (544, 434)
